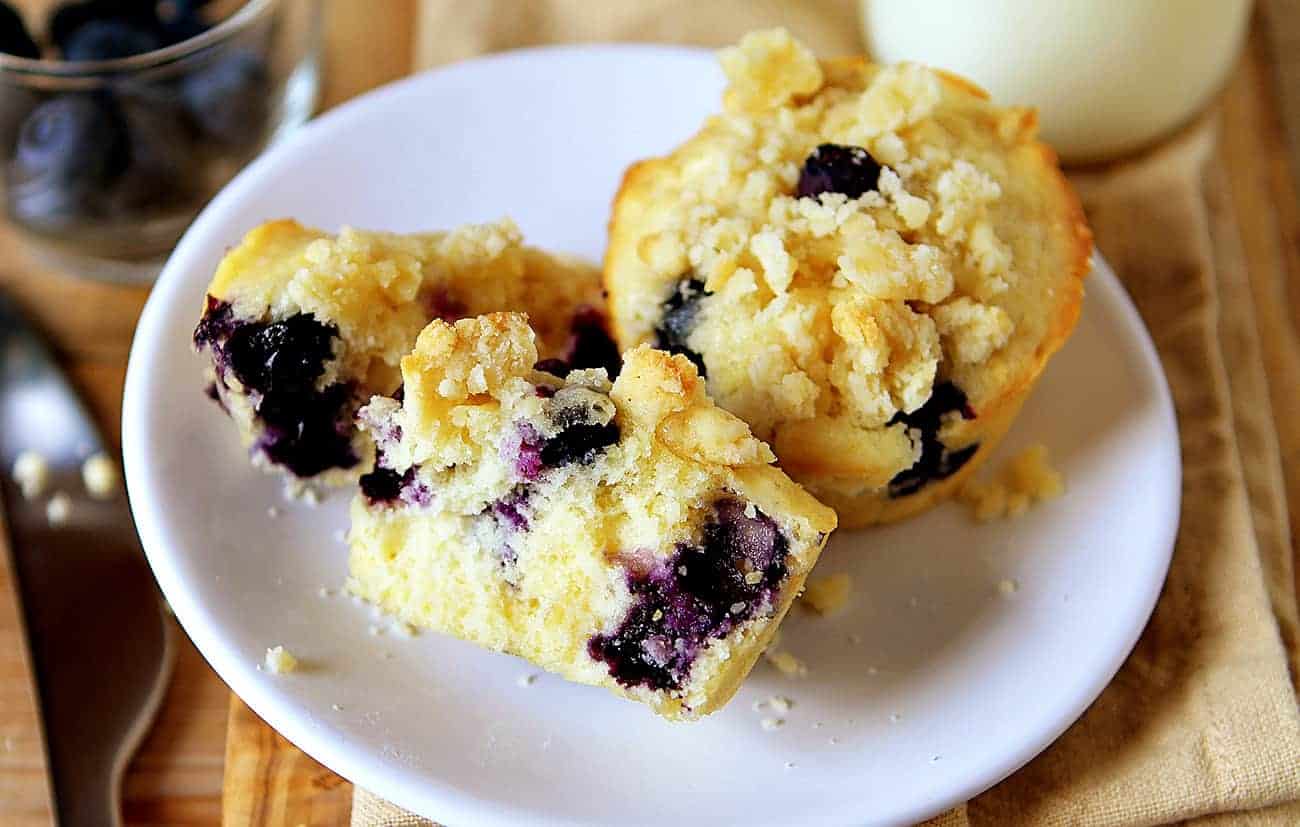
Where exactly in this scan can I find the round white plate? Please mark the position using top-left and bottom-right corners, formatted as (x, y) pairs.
(124, 46), (1180, 827)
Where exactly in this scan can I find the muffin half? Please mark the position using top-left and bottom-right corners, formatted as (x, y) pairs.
(193, 218), (616, 489)
(348, 313), (836, 719)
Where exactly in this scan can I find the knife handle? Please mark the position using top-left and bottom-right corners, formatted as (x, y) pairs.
(0, 503), (57, 827)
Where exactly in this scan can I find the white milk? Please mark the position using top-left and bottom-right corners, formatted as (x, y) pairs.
(860, 0), (1251, 162)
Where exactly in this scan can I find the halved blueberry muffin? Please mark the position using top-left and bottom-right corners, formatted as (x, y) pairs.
(604, 30), (1092, 526)
(347, 313), (835, 719)
(193, 219), (616, 488)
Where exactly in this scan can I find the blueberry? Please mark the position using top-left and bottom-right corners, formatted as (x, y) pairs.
(0, 2), (40, 58)
(48, 1), (160, 53)
(193, 303), (362, 478)
(182, 47), (269, 149)
(797, 143), (882, 200)
(224, 312), (336, 393)
(588, 498), (790, 691)
(359, 466), (404, 505)
(6, 95), (127, 226)
(108, 94), (197, 214)
(63, 18), (162, 60)
(532, 358), (570, 378)
(886, 381), (979, 497)
(564, 307), (622, 379)
(652, 277), (708, 376)
(539, 422), (620, 467)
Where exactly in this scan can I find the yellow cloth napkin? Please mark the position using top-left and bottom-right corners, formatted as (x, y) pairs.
(355, 3), (1300, 823)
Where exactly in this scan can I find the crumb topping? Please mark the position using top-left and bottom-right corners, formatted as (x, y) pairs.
(959, 443), (1063, 521)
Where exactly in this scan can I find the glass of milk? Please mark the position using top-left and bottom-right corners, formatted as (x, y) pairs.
(860, 0), (1252, 163)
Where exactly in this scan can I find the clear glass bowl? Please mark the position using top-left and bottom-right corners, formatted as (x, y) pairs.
(0, 0), (321, 282)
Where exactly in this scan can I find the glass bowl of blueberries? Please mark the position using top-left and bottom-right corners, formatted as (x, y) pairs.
(0, 0), (320, 282)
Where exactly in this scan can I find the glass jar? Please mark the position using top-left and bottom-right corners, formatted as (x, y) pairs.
(0, 0), (322, 282)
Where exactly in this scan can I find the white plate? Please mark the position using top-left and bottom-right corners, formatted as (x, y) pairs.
(123, 46), (1180, 826)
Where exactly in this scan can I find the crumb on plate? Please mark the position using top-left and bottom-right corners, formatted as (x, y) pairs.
(264, 646), (298, 674)
(801, 573), (852, 615)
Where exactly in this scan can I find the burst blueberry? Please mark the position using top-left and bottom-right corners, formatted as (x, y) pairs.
(797, 143), (883, 200)
(886, 381), (979, 497)
(653, 277), (708, 376)
(588, 498), (789, 691)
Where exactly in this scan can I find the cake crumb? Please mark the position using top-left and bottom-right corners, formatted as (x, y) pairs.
(267, 506), (281, 518)
(765, 650), (808, 678)
(784, 761), (797, 769)
(81, 452), (119, 499)
(760, 717), (785, 731)
(45, 491), (71, 525)
(264, 646), (298, 674)
(317, 587), (334, 599)
(801, 573), (852, 615)
(367, 624), (383, 637)
(517, 673), (538, 688)
(12, 451), (49, 500)
(847, 633), (863, 645)
(997, 578), (1020, 596)
(768, 695), (794, 714)
(331, 703), (343, 711)
(391, 622), (416, 639)
(959, 444), (1063, 521)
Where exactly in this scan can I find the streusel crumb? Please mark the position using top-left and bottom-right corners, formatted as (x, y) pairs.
(959, 443), (1063, 521)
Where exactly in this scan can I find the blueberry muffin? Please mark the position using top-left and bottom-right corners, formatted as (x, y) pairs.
(193, 219), (616, 487)
(347, 313), (836, 719)
(604, 29), (1092, 526)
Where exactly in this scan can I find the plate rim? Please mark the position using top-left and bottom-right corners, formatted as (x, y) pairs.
(122, 43), (1181, 826)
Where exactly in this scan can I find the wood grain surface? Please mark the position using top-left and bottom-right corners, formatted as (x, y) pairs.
(0, 1), (1295, 825)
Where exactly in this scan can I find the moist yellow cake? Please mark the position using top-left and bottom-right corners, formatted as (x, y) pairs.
(193, 219), (617, 486)
(347, 313), (836, 719)
(604, 29), (1092, 526)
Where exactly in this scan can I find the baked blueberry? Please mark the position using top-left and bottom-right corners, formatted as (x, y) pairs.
(195, 301), (359, 478)
(359, 466), (404, 505)
(6, 95), (126, 225)
(0, 2), (40, 58)
(588, 498), (790, 691)
(796, 143), (882, 200)
(886, 381), (978, 498)
(564, 306), (622, 378)
(652, 278), (708, 376)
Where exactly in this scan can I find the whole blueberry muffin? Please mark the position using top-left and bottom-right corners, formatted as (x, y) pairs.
(193, 219), (617, 488)
(347, 313), (836, 719)
(604, 30), (1092, 526)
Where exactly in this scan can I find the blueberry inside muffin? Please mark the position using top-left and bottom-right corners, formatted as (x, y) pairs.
(347, 312), (835, 719)
(604, 29), (1092, 526)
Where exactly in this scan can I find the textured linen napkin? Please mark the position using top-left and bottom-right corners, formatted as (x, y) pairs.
(354, 3), (1300, 823)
